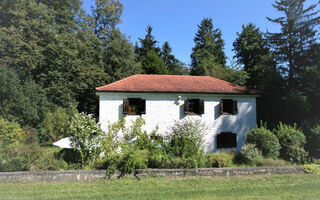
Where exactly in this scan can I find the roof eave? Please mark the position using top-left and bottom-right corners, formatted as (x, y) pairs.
(96, 90), (260, 97)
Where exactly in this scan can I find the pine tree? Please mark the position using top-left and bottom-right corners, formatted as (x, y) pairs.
(191, 18), (227, 75)
(161, 41), (187, 75)
(266, 0), (320, 90)
(137, 25), (161, 56)
(233, 23), (276, 89)
(137, 25), (167, 74)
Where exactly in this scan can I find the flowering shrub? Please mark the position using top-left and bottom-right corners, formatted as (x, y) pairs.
(69, 112), (105, 167)
(166, 119), (206, 158)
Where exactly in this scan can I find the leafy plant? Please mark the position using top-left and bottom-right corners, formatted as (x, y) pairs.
(69, 113), (105, 167)
(246, 124), (280, 158)
(166, 119), (206, 158)
(275, 122), (306, 162)
(40, 106), (76, 143)
(236, 143), (262, 165)
(206, 152), (235, 168)
(303, 164), (320, 174)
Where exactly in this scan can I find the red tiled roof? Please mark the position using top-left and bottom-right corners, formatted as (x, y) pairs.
(96, 74), (258, 95)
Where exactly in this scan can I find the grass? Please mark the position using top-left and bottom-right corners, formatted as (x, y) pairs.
(0, 174), (319, 200)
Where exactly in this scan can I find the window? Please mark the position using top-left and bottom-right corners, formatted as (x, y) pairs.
(184, 99), (204, 115)
(217, 132), (237, 148)
(123, 98), (146, 115)
(220, 99), (238, 115)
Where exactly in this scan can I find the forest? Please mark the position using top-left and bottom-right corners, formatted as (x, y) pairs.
(0, 0), (320, 170)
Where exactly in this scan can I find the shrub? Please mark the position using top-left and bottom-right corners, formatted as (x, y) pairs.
(168, 156), (202, 169)
(40, 106), (76, 144)
(31, 148), (68, 170)
(302, 121), (320, 158)
(303, 164), (320, 174)
(95, 153), (120, 179)
(0, 155), (29, 171)
(57, 149), (82, 164)
(0, 118), (24, 147)
(166, 119), (206, 158)
(308, 125), (320, 158)
(275, 122), (306, 162)
(246, 124), (280, 158)
(235, 143), (262, 165)
(283, 146), (309, 164)
(255, 158), (289, 167)
(206, 152), (235, 168)
(147, 148), (170, 169)
(118, 147), (148, 176)
(69, 112), (105, 167)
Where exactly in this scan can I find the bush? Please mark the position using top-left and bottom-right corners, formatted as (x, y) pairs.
(69, 112), (105, 167)
(0, 118), (24, 147)
(0, 155), (30, 171)
(57, 149), (82, 164)
(308, 125), (320, 158)
(40, 106), (76, 144)
(235, 143), (262, 165)
(206, 152), (235, 168)
(283, 146), (309, 164)
(275, 122), (306, 162)
(255, 158), (290, 167)
(302, 120), (320, 158)
(118, 147), (148, 175)
(166, 119), (206, 158)
(95, 153), (120, 179)
(31, 148), (68, 170)
(168, 156), (203, 169)
(303, 164), (320, 174)
(246, 125), (280, 158)
(147, 148), (170, 169)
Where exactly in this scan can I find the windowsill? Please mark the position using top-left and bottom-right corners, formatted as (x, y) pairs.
(185, 112), (201, 115)
(221, 112), (236, 115)
(126, 113), (142, 115)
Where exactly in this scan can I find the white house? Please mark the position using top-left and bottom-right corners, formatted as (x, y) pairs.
(96, 74), (259, 152)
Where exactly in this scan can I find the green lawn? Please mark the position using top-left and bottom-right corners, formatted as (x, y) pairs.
(0, 174), (319, 200)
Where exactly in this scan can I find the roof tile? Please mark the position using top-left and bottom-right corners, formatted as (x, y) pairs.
(96, 74), (258, 94)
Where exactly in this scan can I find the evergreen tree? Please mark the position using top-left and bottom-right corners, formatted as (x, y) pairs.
(137, 25), (167, 74)
(140, 50), (168, 74)
(266, 0), (320, 124)
(191, 18), (226, 76)
(233, 23), (286, 127)
(161, 41), (187, 75)
(137, 25), (161, 57)
(233, 23), (276, 89)
(266, 0), (320, 90)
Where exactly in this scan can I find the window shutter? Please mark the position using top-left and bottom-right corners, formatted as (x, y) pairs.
(219, 99), (223, 114)
(232, 100), (238, 115)
(140, 99), (146, 114)
(184, 99), (189, 114)
(123, 99), (129, 114)
(199, 100), (204, 114)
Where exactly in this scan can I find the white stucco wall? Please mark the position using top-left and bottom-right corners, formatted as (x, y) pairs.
(97, 92), (257, 152)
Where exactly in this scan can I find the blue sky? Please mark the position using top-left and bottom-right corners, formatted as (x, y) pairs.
(82, 0), (318, 66)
